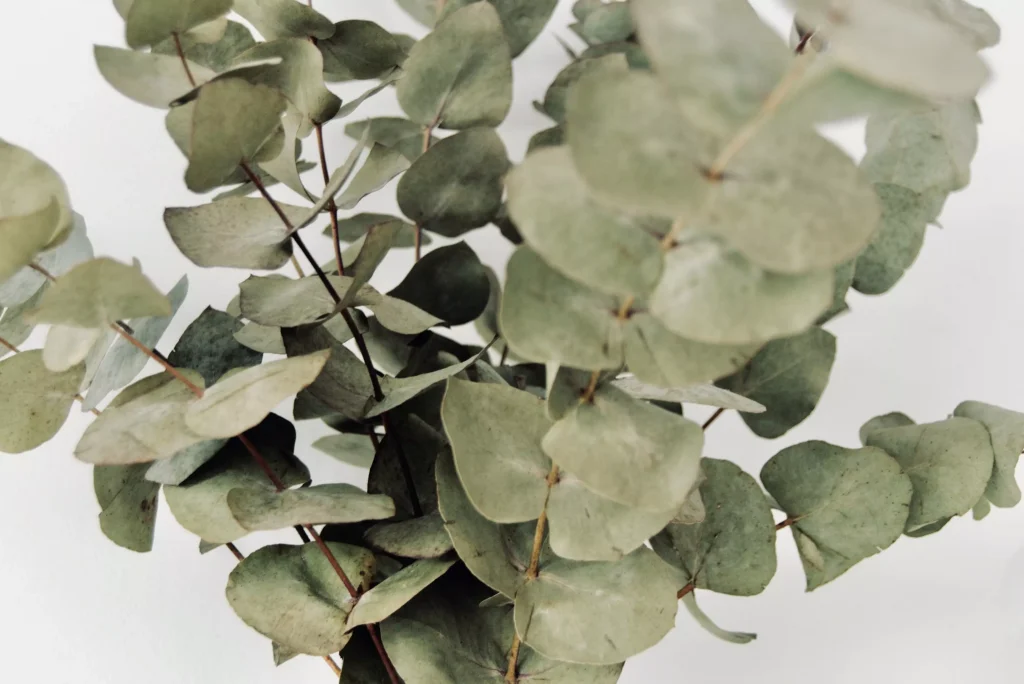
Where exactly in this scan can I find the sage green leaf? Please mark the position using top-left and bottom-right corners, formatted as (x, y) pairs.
(633, 0), (789, 134)
(442, 378), (551, 523)
(144, 438), (228, 486)
(437, 0), (558, 57)
(94, 46), (214, 109)
(80, 274), (188, 407)
(859, 411), (915, 446)
(762, 441), (913, 589)
(367, 351), (486, 418)
(865, 418), (994, 530)
(852, 184), (937, 295)
(338, 222), (402, 309)
(226, 542), (374, 655)
(0, 202), (63, 285)
(397, 129), (509, 238)
(42, 325), (104, 374)
(396, 2), (512, 129)
(543, 384), (703, 511)
(612, 376), (765, 413)
(357, 286), (443, 335)
(167, 307), (263, 387)
(229, 38), (342, 128)
(165, 198), (307, 270)
(507, 146), (665, 298)
(347, 558), (455, 629)
(336, 74), (401, 121)
(164, 414), (308, 542)
(382, 569), (623, 684)
(344, 117), (436, 163)
(291, 137), (369, 233)
(94, 463), (160, 553)
(185, 79), (287, 193)
(973, 497), (992, 520)
(186, 350), (330, 438)
(818, 259), (856, 324)
(228, 483), (395, 531)
(394, 0), (440, 27)
(365, 512), (454, 559)
(0, 139), (73, 251)
(232, 0), (335, 41)
(239, 274), (335, 327)
(319, 20), (407, 81)
(623, 314), (760, 389)
(435, 450), (532, 596)
(281, 326), (375, 420)
(325, 213), (422, 248)
(124, 0), (232, 49)
(368, 411), (446, 520)
(895, 0), (1000, 49)
(953, 401), (1024, 508)
(75, 371), (208, 465)
(337, 144), (411, 211)
(29, 257), (170, 328)
(0, 289), (45, 359)
(389, 243), (489, 325)
(577, 0), (633, 43)
(271, 642), (298, 667)
(255, 110), (313, 199)
(791, 0), (988, 99)
(501, 247), (623, 370)
(652, 459), (776, 596)
(0, 351), (84, 454)
(514, 548), (679, 665)
(1, 213), (90, 309)
(716, 327), (837, 438)
(681, 592), (756, 644)
(152, 20), (257, 72)
(527, 125), (565, 153)
(567, 66), (713, 218)
(313, 432), (375, 469)
(234, 322), (285, 354)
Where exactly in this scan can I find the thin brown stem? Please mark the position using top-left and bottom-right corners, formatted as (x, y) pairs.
(172, 33), (197, 88)
(0, 335), (18, 354)
(112, 324), (205, 395)
(775, 517), (797, 530)
(305, 524), (359, 596)
(677, 583), (695, 600)
(365, 623), (402, 684)
(289, 254), (306, 277)
(702, 408), (726, 431)
(314, 122), (345, 277)
(225, 542), (245, 561)
(526, 464), (560, 580)
(580, 371), (601, 404)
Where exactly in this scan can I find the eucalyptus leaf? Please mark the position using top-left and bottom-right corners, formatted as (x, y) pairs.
(227, 483), (395, 531)
(0, 351), (84, 454)
(437, 0), (558, 57)
(281, 325), (375, 421)
(234, 322), (285, 355)
(762, 441), (913, 589)
(313, 432), (376, 469)
(367, 350), (487, 418)
(953, 401), (1024, 508)
(232, 0), (336, 41)
(319, 20), (407, 81)
(337, 144), (411, 211)
(0, 139), (73, 255)
(152, 20), (257, 73)
(167, 307), (263, 387)
(681, 592), (757, 644)
(94, 463), (160, 553)
(94, 46), (215, 109)
(859, 411), (916, 446)
(144, 438), (229, 486)
(612, 375), (765, 413)
(1, 212), (90, 308)
(325, 213), (422, 248)
(364, 512), (454, 559)
(389, 243), (489, 325)
(852, 184), (937, 295)
(347, 558), (455, 629)
(396, 2), (513, 129)
(344, 117), (437, 163)
(124, 0), (233, 49)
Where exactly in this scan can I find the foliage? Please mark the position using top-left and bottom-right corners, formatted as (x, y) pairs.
(0, 0), (1014, 682)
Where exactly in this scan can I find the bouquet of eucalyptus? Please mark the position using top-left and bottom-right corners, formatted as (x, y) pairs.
(0, 0), (1015, 682)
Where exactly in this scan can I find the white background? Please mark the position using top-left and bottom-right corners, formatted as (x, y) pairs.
(2, 1), (1023, 682)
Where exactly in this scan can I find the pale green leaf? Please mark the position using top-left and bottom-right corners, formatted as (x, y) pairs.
(0, 139), (74, 262)
(612, 375), (765, 413)
(226, 542), (373, 655)
(144, 438), (228, 486)
(233, 0), (336, 41)
(345, 117), (437, 162)
(852, 184), (938, 295)
(94, 45), (215, 109)
(681, 592), (757, 644)
(228, 483), (395, 531)
(762, 441), (913, 589)
(42, 325), (104, 374)
(234, 321), (285, 355)
(367, 350), (487, 418)
(186, 350), (330, 438)
(859, 411), (915, 446)
(346, 558), (455, 629)
(125, 0), (233, 48)
(152, 20), (257, 72)
(365, 512), (454, 559)
(313, 432), (376, 469)
(337, 144), (411, 211)
(716, 327), (837, 438)
(438, 0), (558, 57)
(396, 2), (513, 129)
(953, 401), (1024, 508)
(281, 325), (375, 421)
(1, 212), (91, 309)
(0, 350), (84, 454)
(0, 202), (63, 285)
(94, 463), (160, 553)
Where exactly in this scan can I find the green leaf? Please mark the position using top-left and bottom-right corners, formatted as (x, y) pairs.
(75, 371), (208, 465)
(144, 438), (228, 486)
(506, 146), (665, 298)
(336, 144), (411, 211)
(652, 459), (777, 595)
(0, 289), (45, 359)
(852, 184), (937, 295)
(365, 512), (454, 560)
(234, 322), (285, 355)
(227, 483), (395, 531)
(281, 325), (375, 421)
(94, 46), (215, 109)
(681, 592), (757, 644)
(0, 202), (63, 285)
(313, 432), (375, 469)
(344, 117), (437, 163)
(367, 350), (487, 418)
(347, 558), (455, 629)
(28, 257), (169, 329)
(577, 0), (633, 43)
(514, 547), (679, 665)
(388, 243), (489, 325)
(79, 275), (188, 407)
(397, 128), (509, 238)
(612, 376), (765, 413)
(167, 307), (263, 387)
(543, 384), (703, 511)
(762, 441), (913, 589)
(124, 0), (232, 48)
(324, 213), (424, 249)
(42, 325), (105, 374)
(953, 401), (1024, 508)
(1, 212), (91, 309)
(290, 138), (369, 233)
(164, 414), (308, 542)
(791, 0), (989, 98)
(859, 411), (916, 445)
(973, 497), (991, 521)
(338, 222), (403, 310)
(152, 20), (257, 73)
(186, 350), (329, 438)
(716, 327), (837, 438)
(865, 417), (994, 530)
(165, 198), (306, 270)
(0, 139), (74, 268)
(396, 2), (513, 129)
(226, 542), (373, 655)
(632, 0), (790, 134)
(185, 78), (287, 193)
(901, 0), (1000, 49)
(438, 0), (558, 57)
(232, 0), (336, 41)
(0, 350), (84, 454)
(94, 463), (160, 553)
(319, 20), (407, 81)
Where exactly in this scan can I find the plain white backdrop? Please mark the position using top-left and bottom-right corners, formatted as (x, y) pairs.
(1, 1), (1023, 682)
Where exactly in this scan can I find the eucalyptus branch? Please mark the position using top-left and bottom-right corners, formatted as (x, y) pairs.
(702, 408), (726, 431)
(313, 122), (345, 277)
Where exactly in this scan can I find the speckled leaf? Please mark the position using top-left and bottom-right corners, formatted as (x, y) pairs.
(0, 351), (84, 454)
(233, 0), (336, 41)
(94, 463), (160, 553)
(365, 512), (454, 559)
(167, 307), (263, 387)
(852, 184), (938, 295)
(859, 411), (916, 446)
(347, 558), (455, 629)
(124, 0), (233, 48)
(319, 20), (407, 81)
(228, 483), (395, 531)
(954, 401), (1024, 508)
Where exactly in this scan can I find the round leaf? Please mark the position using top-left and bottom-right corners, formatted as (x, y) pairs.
(0, 350), (84, 454)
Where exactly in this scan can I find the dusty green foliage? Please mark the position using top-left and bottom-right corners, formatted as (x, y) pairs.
(0, 0), (1016, 681)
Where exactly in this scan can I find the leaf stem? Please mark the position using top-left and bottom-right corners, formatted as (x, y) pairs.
(775, 517), (797, 530)
(702, 408), (725, 431)
(172, 32), (197, 88)
(314, 122), (345, 277)
(677, 583), (695, 600)
(414, 120), (438, 262)
(504, 634), (524, 684)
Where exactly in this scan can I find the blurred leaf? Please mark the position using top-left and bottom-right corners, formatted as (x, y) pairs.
(438, 0), (558, 57)
(0, 350), (84, 454)
(233, 0), (336, 40)
(124, 0), (232, 48)
(95, 45), (215, 109)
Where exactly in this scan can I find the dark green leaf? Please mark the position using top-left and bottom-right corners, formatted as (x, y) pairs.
(389, 243), (489, 325)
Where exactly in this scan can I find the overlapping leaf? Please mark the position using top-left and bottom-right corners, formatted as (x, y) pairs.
(0, 351), (84, 454)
